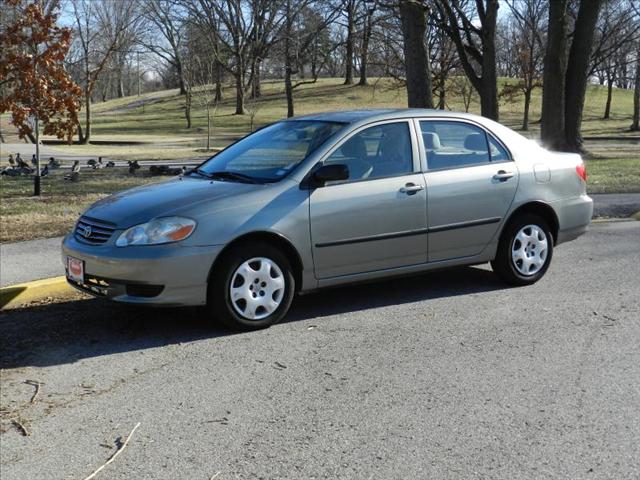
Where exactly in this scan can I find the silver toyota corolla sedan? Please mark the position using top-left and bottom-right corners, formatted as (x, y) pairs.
(63, 109), (593, 329)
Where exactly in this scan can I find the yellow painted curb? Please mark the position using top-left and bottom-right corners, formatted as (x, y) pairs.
(0, 276), (73, 310)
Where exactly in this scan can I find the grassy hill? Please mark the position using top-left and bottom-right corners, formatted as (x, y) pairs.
(3, 77), (635, 158)
(91, 77), (637, 137)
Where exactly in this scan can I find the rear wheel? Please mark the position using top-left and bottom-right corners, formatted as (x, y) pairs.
(491, 214), (553, 286)
(209, 242), (295, 330)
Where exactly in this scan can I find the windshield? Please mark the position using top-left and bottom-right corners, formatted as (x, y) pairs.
(197, 120), (345, 182)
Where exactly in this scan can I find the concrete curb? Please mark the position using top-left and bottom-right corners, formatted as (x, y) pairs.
(0, 276), (73, 310)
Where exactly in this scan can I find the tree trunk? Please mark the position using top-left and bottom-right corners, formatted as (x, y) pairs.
(438, 79), (446, 109)
(564, 0), (604, 152)
(76, 120), (84, 144)
(479, 2), (499, 121)
(285, 0), (295, 117)
(344, 0), (355, 85)
(522, 89), (531, 131)
(251, 60), (262, 98)
(604, 73), (613, 119)
(234, 65), (245, 115)
(311, 38), (318, 79)
(399, 0), (433, 109)
(117, 55), (125, 98)
(206, 103), (211, 150)
(185, 91), (192, 129)
(81, 86), (91, 144)
(117, 77), (125, 98)
(285, 66), (294, 118)
(632, 50), (640, 131)
(437, 39), (447, 110)
(358, 8), (373, 86)
(541, 0), (569, 150)
(176, 59), (187, 95)
(214, 61), (223, 102)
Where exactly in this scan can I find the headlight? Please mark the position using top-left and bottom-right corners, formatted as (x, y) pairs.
(115, 216), (196, 247)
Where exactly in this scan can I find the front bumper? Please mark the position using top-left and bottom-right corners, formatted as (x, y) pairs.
(62, 234), (223, 306)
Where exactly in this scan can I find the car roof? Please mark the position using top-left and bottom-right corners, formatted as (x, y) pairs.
(291, 108), (488, 125)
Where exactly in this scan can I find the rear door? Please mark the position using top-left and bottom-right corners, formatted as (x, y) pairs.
(309, 120), (428, 279)
(417, 119), (518, 262)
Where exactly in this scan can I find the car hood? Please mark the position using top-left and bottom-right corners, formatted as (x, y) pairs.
(84, 177), (263, 228)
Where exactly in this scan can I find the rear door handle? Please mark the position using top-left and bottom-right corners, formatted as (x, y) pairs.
(493, 170), (514, 182)
(399, 183), (425, 195)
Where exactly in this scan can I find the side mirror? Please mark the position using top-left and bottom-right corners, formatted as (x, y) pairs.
(312, 163), (349, 186)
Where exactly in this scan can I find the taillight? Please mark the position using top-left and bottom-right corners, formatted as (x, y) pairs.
(575, 163), (587, 182)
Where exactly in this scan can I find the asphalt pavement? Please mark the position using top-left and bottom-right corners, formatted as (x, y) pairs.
(0, 237), (63, 287)
(1, 221), (639, 479)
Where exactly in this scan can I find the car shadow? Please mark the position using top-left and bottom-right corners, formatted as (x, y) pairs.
(0, 266), (508, 370)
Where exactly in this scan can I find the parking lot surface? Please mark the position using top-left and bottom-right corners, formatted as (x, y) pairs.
(1, 221), (639, 479)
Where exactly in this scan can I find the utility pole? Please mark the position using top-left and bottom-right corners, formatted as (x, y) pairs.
(34, 115), (41, 196)
(34, 50), (41, 196)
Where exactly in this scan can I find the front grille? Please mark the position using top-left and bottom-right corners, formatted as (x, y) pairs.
(75, 216), (116, 245)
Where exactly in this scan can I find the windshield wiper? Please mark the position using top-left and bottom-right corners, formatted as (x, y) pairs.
(205, 171), (263, 184)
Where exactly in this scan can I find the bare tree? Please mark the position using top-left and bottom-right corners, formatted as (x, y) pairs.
(283, 0), (341, 116)
(183, 49), (217, 150)
(190, 0), (286, 115)
(357, 0), (378, 86)
(590, 0), (640, 120)
(502, 0), (546, 130)
(341, 0), (357, 84)
(429, 24), (457, 109)
(70, 0), (140, 143)
(143, 0), (188, 95)
(434, 0), (500, 120)
(449, 74), (475, 112)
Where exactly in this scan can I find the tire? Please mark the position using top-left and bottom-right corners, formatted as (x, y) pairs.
(208, 241), (296, 330)
(491, 214), (554, 286)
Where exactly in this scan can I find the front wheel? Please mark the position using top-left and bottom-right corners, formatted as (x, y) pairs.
(209, 242), (295, 330)
(491, 214), (554, 286)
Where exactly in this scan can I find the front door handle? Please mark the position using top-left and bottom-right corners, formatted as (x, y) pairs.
(399, 183), (425, 195)
(493, 170), (514, 182)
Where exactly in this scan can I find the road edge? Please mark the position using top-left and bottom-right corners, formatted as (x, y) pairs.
(0, 276), (72, 310)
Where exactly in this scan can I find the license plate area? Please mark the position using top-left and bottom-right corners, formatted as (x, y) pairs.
(67, 256), (84, 283)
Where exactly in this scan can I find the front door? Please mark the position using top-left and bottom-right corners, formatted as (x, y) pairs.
(309, 121), (428, 279)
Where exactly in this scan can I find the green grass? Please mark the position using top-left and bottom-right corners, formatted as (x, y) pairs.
(1, 77), (638, 242)
(0, 170), (164, 243)
(586, 157), (640, 194)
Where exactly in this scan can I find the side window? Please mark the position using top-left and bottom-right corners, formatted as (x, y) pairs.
(324, 122), (413, 182)
(487, 134), (510, 162)
(420, 121), (490, 170)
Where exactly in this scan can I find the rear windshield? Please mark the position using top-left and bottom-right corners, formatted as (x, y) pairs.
(198, 120), (345, 182)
